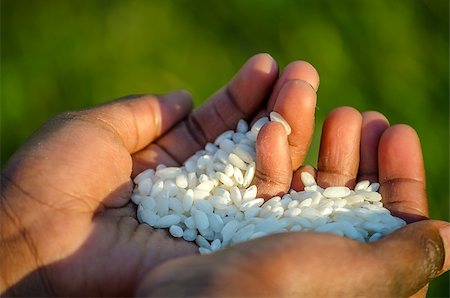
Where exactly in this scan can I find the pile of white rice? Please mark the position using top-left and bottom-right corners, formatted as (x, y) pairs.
(131, 113), (406, 254)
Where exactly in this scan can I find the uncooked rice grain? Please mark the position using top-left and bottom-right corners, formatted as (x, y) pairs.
(132, 114), (407, 254)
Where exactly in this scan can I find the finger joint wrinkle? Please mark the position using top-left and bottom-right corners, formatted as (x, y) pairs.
(381, 177), (426, 187)
(212, 98), (237, 131)
(254, 169), (289, 188)
(225, 86), (251, 118)
(186, 113), (209, 146)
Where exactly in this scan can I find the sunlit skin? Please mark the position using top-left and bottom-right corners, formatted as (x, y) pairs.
(1, 54), (448, 297)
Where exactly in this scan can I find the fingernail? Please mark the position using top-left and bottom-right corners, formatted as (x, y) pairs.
(165, 90), (193, 108)
(170, 90), (192, 101)
(439, 223), (450, 271)
(253, 53), (277, 74)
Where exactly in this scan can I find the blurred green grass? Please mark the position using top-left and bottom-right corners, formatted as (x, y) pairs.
(1, 0), (448, 295)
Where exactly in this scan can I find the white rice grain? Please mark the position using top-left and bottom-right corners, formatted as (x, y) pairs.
(214, 130), (234, 145)
(323, 186), (351, 198)
(133, 117), (406, 254)
(134, 169), (155, 184)
(236, 119), (249, 133)
(156, 214), (181, 228)
(228, 153), (247, 170)
(138, 178), (153, 196)
(243, 162), (256, 187)
(269, 111), (292, 135)
(221, 220), (239, 243)
(300, 172), (316, 187)
(182, 229), (198, 241)
(251, 117), (269, 133)
(193, 210), (209, 230)
(169, 225), (184, 238)
(355, 180), (370, 191)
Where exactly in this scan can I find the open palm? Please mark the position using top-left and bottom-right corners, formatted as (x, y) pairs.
(1, 54), (322, 296)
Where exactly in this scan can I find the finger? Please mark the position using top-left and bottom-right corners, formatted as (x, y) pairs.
(371, 220), (449, 292)
(84, 91), (193, 153)
(267, 60), (320, 110)
(358, 111), (390, 182)
(378, 124), (428, 222)
(253, 122), (292, 199)
(317, 107), (362, 188)
(273, 80), (317, 170)
(409, 286), (429, 298)
(150, 53), (279, 164)
(291, 165), (317, 191)
(2, 92), (193, 213)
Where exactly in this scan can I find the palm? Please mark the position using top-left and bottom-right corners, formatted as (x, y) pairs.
(56, 54), (318, 295)
(2, 54), (322, 296)
(43, 203), (196, 296)
(3, 119), (199, 296)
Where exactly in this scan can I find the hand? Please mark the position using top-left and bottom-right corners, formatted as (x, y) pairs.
(0, 53), (320, 296)
(136, 104), (450, 296)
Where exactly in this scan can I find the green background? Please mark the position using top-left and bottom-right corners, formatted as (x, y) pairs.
(1, 0), (448, 295)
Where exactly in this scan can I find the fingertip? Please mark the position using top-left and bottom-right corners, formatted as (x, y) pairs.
(267, 60), (319, 111)
(361, 111), (390, 125)
(163, 89), (194, 111)
(283, 60), (320, 91)
(276, 79), (317, 109)
(328, 106), (362, 121)
(227, 54), (279, 115)
(248, 53), (279, 75)
(361, 111), (390, 138)
(189, 54), (278, 149)
(86, 92), (193, 154)
(174, 89), (194, 103)
(156, 90), (195, 138)
(378, 124), (424, 183)
(380, 124), (420, 147)
(358, 111), (390, 182)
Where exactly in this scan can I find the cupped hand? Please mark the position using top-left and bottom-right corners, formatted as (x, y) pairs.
(136, 101), (450, 296)
(0, 53), (319, 296)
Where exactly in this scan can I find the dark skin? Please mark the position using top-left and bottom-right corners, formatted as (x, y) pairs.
(1, 54), (448, 297)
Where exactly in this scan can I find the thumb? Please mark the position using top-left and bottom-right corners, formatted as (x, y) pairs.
(83, 91), (193, 153)
(2, 91), (193, 213)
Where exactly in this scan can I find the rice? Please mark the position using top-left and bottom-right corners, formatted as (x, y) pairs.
(169, 225), (184, 238)
(131, 114), (407, 254)
(269, 111), (292, 135)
